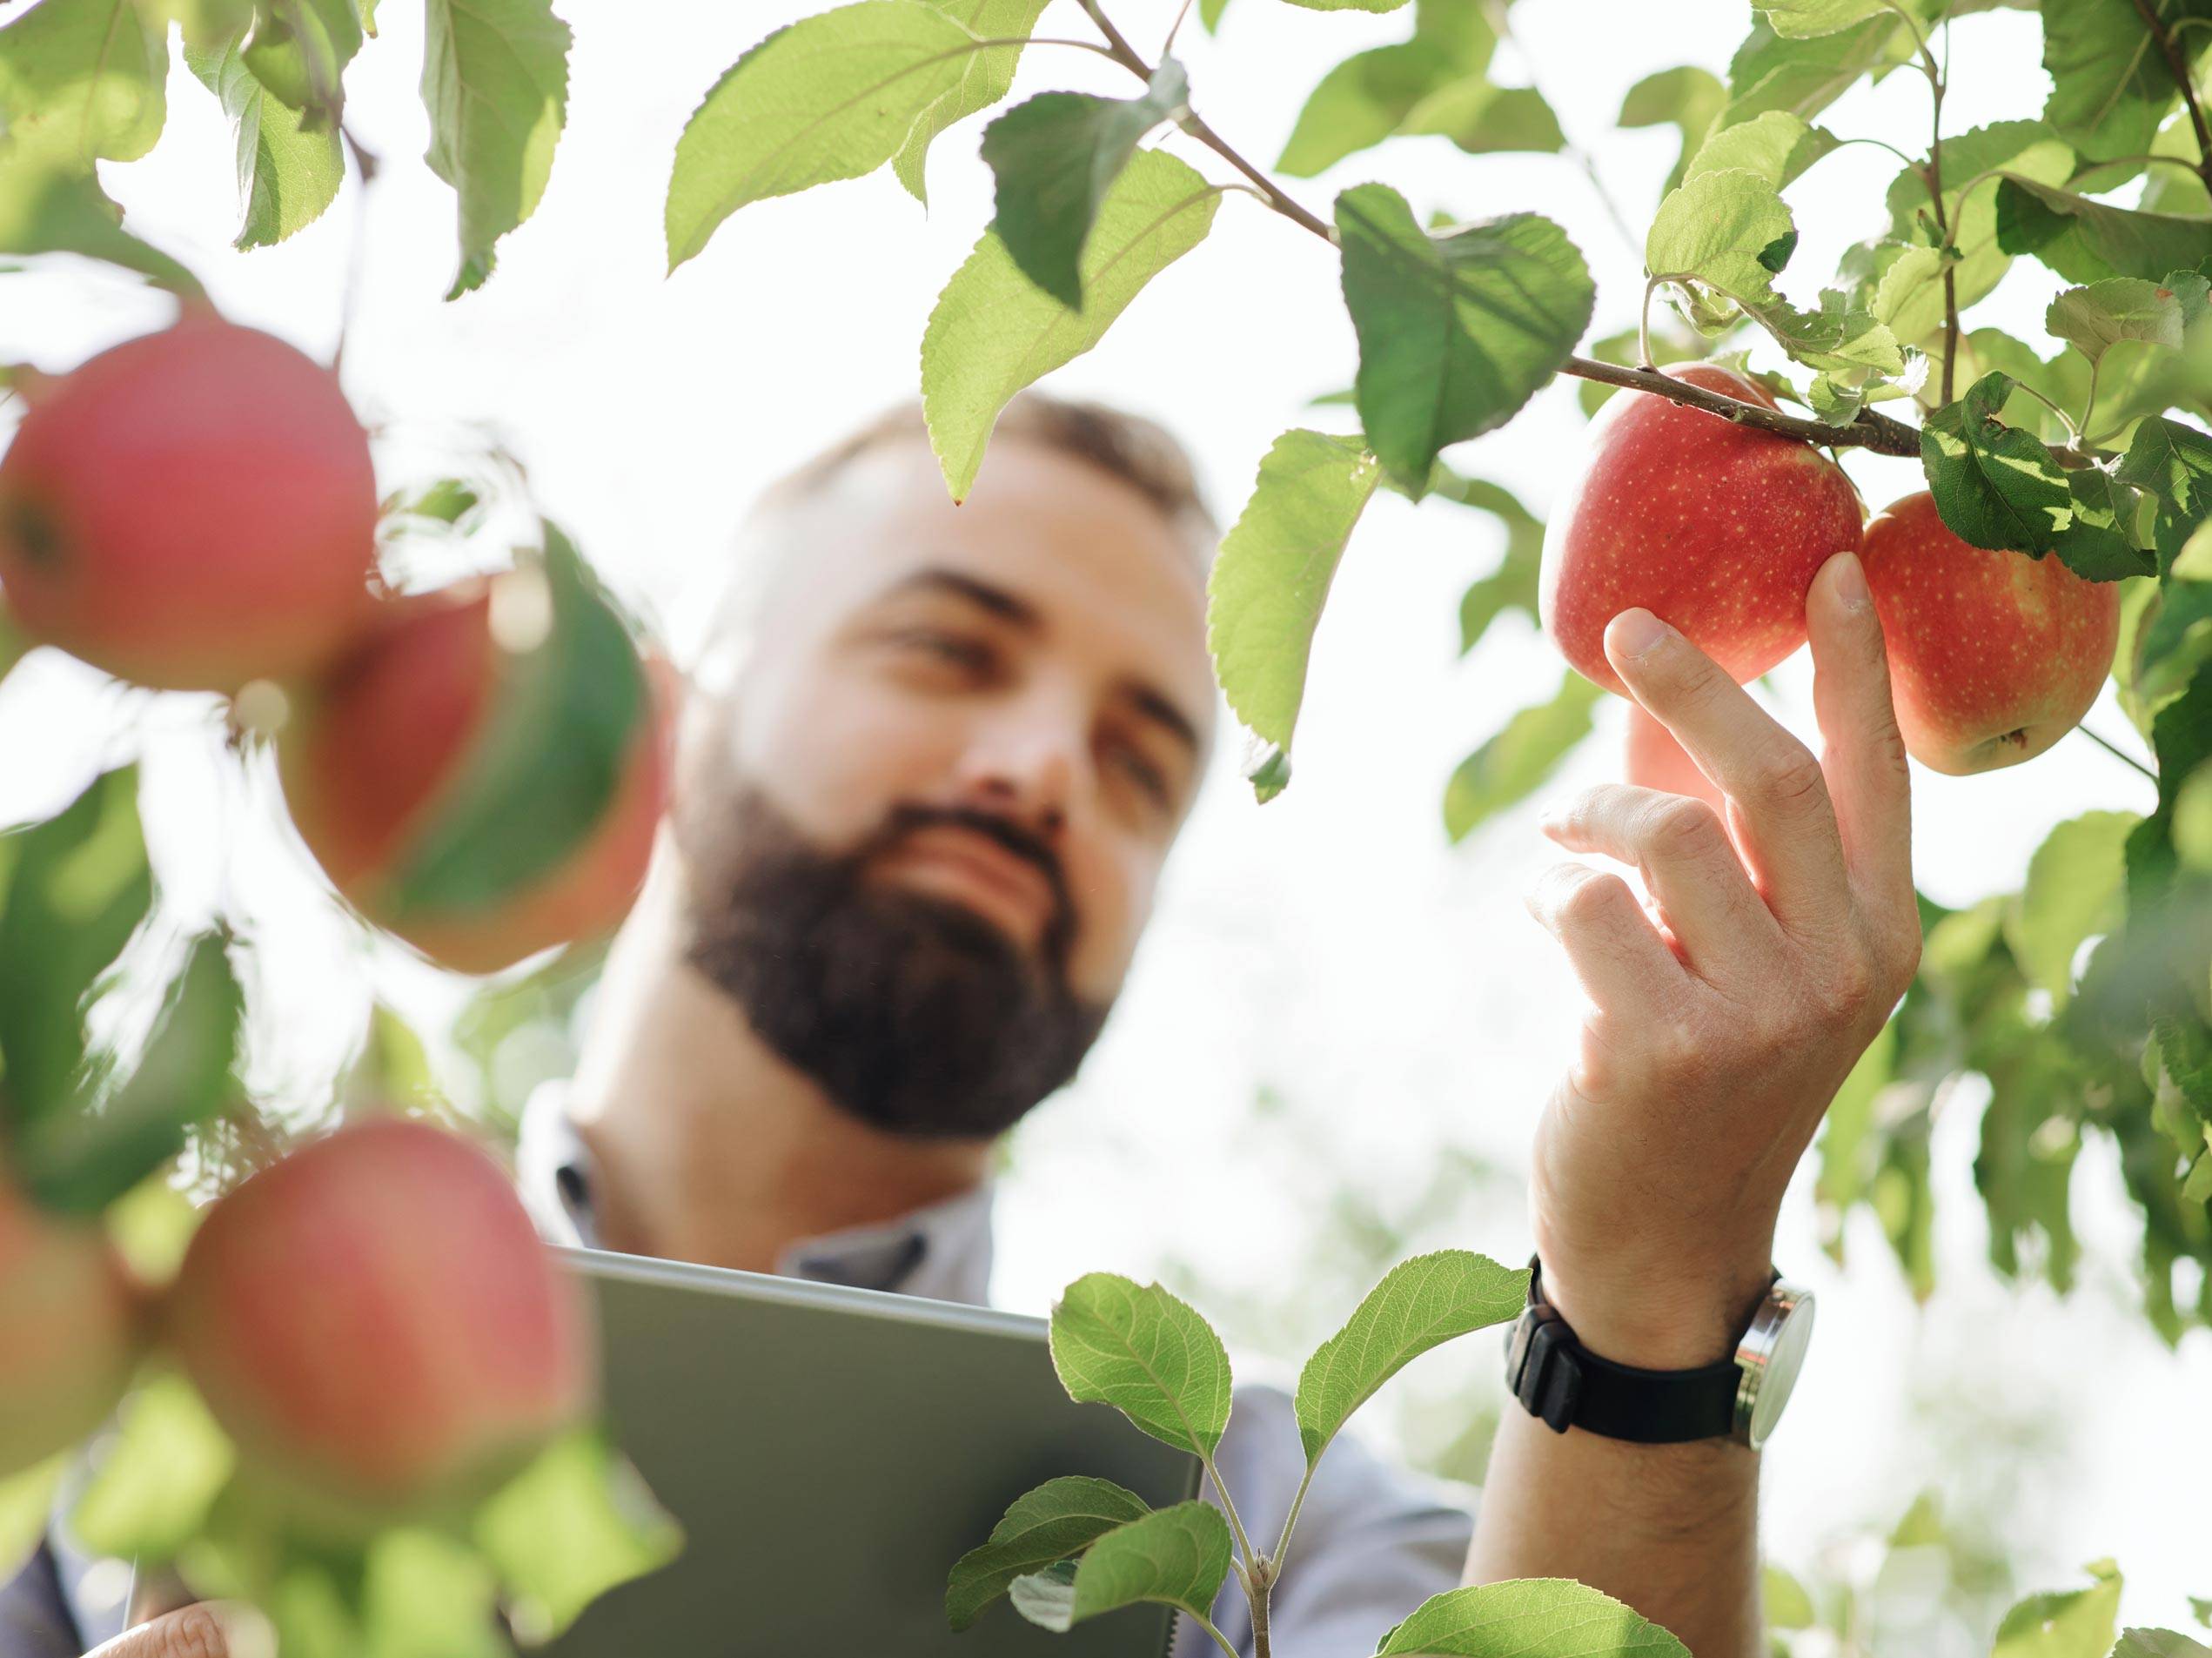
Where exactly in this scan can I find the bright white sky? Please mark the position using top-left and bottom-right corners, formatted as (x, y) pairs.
(1, 0), (2206, 1635)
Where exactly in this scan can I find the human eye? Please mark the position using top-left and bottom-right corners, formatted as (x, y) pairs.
(892, 626), (991, 669)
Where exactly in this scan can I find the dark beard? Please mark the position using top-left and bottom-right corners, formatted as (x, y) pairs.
(676, 775), (1112, 1141)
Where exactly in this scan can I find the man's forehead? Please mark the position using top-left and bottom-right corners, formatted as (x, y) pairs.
(754, 437), (1218, 736)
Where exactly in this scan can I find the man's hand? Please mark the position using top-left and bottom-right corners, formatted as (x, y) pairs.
(87, 1606), (265, 1658)
(1525, 549), (1921, 1368)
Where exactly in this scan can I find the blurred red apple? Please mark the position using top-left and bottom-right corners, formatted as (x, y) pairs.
(277, 580), (674, 974)
(0, 312), (379, 692)
(1624, 702), (1727, 817)
(1540, 363), (1863, 696)
(1860, 491), (2120, 774)
(0, 1181), (144, 1477)
(165, 1116), (592, 1529)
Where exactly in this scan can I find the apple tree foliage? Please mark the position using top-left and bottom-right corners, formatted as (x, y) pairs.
(1, 0), (2211, 1650)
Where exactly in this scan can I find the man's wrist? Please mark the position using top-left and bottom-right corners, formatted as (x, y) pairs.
(1533, 1250), (1780, 1372)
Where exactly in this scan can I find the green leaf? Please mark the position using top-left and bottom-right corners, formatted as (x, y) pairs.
(69, 1371), (234, 1561)
(1396, 78), (1563, 157)
(1336, 185), (1592, 495)
(1619, 65), (1725, 194)
(1753, 0), (1896, 34)
(184, 28), (344, 249)
(1198, 0), (1230, 30)
(1275, 0), (1411, 16)
(0, 1459), (64, 1588)
(2048, 278), (2189, 367)
(1292, 1250), (1525, 1463)
(2138, 521), (2212, 699)
(358, 1529), (504, 1658)
(1717, 10), (1921, 129)
(0, 767), (152, 1135)
(2041, 0), (2212, 167)
(17, 930), (244, 1215)
(2116, 416), (2212, 569)
(1275, 0), (1496, 178)
(977, 59), (1188, 309)
(1876, 122), (2075, 341)
(1431, 469), (1543, 651)
(1204, 429), (1379, 797)
(239, 0), (361, 128)
(891, 0), (1049, 205)
(945, 1475), (1151, 1631)
(1996, 176), (2212, 285)
(0, 154), (201, 290)
(1005, 1502), (1231, 1631)
(2008, 812), (2141, 1004)
(1048, 1273), (1233, 1460)
(475, 1430), (684, 1641)
(1681, 108), (1837, 189)
(1992, 1560), (2123, 1658)
(922, 146), (1220, 500)
(664, 0), (978, 271)
(1762, 1562), (1816, 1629)
(376, 527), (647, 925)
(2111, 1632), (2212, 1658)
(1443, 671), (1602, 843)
(421, 0), (572, 298)
(0, 0), (168, 169)
(1374, 1579), (1693, 1655)
(1920, 372), (2151, 577)
(1646, 165), (1796, 321)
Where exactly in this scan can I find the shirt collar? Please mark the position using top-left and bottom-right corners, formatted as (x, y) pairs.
(513, 1078), (998, 1306)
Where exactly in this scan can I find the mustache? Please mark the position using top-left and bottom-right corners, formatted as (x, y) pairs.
(867, 801), (1075, 956)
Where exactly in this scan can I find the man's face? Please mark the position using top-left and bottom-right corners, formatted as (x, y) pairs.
(670, 432), (1218, 1140)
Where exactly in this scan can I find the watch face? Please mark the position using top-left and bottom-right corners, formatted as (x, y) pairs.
(1740, 1287), (1815, 1449)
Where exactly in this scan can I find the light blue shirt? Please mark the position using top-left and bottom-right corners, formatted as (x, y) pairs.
(23, 1084), (1477, 1656)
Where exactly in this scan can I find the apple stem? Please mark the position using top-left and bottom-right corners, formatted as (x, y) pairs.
(2078, 722), (2158, 782)
(1638, 277), (1662, 371)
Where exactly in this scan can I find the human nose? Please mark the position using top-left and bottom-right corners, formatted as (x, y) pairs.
(950, 690), (1082, 842)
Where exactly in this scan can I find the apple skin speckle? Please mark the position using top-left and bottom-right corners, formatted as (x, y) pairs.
(1539, 363), (1864, 696)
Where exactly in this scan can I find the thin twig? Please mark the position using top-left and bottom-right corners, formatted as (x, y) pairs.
(2080, 722), (2158, 782)
(2128, 0), (2212, 194)
(331, 124), (381, 378)
(1161, 0), (1196, 57)
(1071, 0), (1927, 455)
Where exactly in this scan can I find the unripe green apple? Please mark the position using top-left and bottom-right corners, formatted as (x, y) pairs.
(0, 1181), (145, 1477)
(1860, 491), (2121, 774)
(0, 311), (379, 692)
(164, 1116), (593, 1532)
(1540, 363), (1864, 695)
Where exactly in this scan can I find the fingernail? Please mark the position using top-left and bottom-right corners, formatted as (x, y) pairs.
(1607, 607), (1672, 660)
(1832, 551), (1870, 609)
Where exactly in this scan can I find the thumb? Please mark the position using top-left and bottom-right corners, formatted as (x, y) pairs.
(88, 1602), (274, 1658)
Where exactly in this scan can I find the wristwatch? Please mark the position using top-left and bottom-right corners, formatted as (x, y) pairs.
(1501, 1252), (1815, 1449)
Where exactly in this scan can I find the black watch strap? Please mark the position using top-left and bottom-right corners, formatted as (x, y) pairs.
(1502, 1252), (1778, 1443)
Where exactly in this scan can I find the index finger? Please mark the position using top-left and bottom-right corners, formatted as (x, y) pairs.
(1601, 604), (1850, 939)
(1806, 550), (1914, 911)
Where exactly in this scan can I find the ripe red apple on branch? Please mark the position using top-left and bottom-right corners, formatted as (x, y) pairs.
(1540, 363), (1865, 696)
(1859, 491), (2122, 775)
(277, 579), (674, 974)
(0, 312), (379, 692)
(0, 1180), (146, 1478)
(163, 1116), (592, 1531)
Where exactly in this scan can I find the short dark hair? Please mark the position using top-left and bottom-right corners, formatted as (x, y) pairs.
(752, 388), (1220, 566)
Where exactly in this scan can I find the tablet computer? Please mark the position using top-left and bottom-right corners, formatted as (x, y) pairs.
(541, 1248), (1204, 1657)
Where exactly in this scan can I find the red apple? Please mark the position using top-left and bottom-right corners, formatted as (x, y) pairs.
(0, 1181), (144, 1477)
(1540, 363), (1864, 695)
(277, 580), (674, 974)
(0, 311), (379, 691)
(1624, 702), (1726, 817)
(164, 1116), (592, 1529)
(1859, 491), (2121, 774)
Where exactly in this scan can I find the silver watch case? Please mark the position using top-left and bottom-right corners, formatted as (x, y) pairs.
(1732, 1279), (1816, 1449)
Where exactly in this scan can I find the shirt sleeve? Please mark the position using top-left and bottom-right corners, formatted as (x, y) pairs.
(1173, 1384), (1476, 1658)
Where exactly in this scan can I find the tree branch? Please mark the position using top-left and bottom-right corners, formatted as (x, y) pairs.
(1071, 0), (1926, 457)
(2128, 0), (2212, 194)
(1561, 357), (1923, 453)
